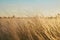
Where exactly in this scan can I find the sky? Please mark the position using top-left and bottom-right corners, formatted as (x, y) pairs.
(0, 0), (60, 17)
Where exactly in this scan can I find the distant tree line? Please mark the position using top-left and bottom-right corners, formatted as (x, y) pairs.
(0, 13), (60, 19)
(0, 15), (15, 18)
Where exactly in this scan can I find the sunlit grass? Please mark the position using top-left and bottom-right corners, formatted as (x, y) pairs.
(0, 14), (60, 40)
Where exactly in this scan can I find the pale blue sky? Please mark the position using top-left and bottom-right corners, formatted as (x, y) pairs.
(0, 0), (60, 17)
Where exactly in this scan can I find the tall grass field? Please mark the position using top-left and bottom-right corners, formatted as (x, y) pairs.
(0, 16), (60, 40)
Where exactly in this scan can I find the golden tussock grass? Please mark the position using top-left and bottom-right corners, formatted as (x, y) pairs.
(0, 16), (60, 40)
